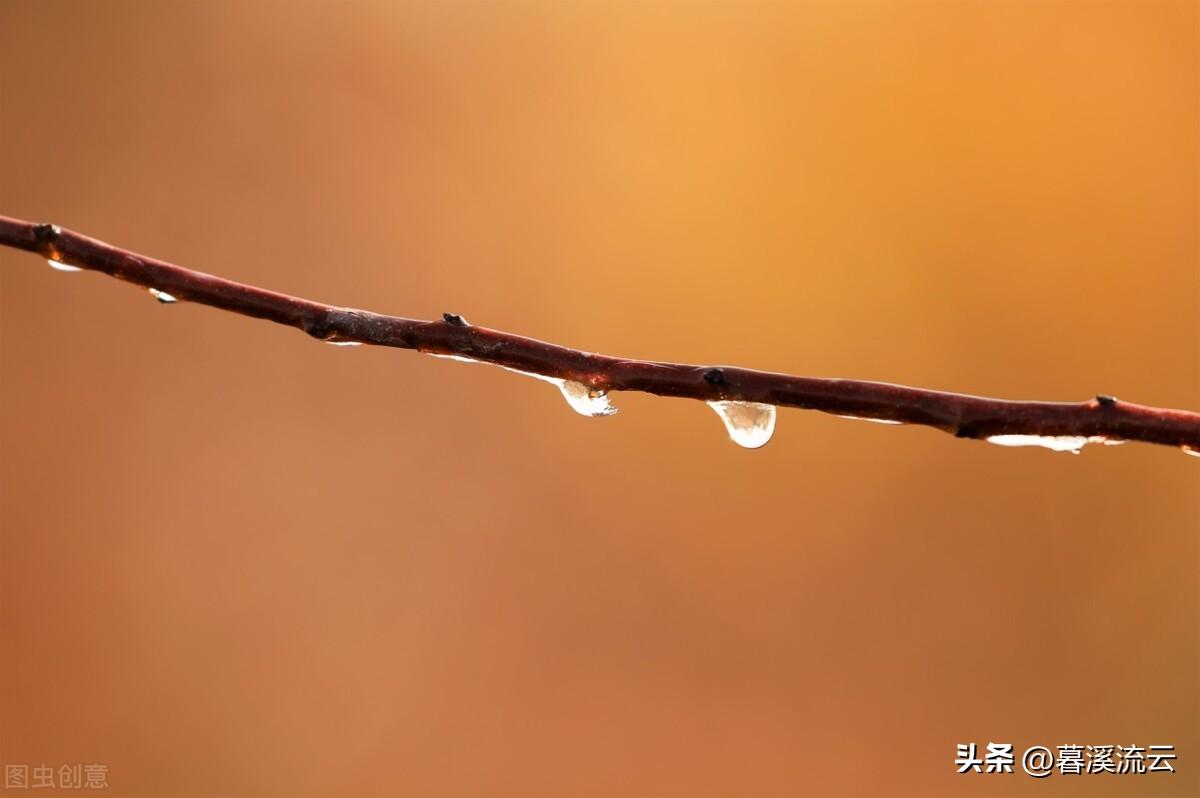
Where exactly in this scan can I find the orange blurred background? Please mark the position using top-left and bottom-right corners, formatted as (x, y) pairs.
(1, 1), (1196, 796)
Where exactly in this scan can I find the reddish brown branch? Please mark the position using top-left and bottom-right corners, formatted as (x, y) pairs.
(1, 213), (1197, 452)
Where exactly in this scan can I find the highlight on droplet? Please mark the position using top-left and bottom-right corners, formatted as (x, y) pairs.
(325, 340), (362, 347)
(707, 400), (777, 449)
(1184, 446), (1200, 458)
(148, 288), (177, 304)
(47, 258), (82, 273)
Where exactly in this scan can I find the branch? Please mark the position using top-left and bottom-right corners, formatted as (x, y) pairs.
(1, 213), (1197, 453)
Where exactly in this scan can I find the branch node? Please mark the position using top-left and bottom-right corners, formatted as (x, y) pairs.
(1096, 394), (1118, 408)
(304, 319), (333, 341)
(703, 367), (727, 387)
(442, 312), (469, 327)
(32, 223), (61, 243)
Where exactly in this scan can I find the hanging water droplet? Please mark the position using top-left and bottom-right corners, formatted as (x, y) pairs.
(836, 414), (902, 425)
(148, 288), (177, 304)
(556, 379), (617, 417)
(1183, 446), (1200, 458)
(496, 366), (617, 417)
(708, 401), (776, 449)
(425, 355), (617, 416)
(47, 258), (82, 273)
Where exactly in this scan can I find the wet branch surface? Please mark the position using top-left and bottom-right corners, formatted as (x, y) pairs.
(1, 213), (1197, 451)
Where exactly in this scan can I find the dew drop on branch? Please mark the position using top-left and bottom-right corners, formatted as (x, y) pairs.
(325, 340), (362, 347)
(555, 379), (617, 417)
(427, 353), (479, 363)
(427, 353), (617, 417)
(1184, 446), (1200, 458)
(148, 288), (177, 304)
(47, 259), (82, 273)
(708, 401), (777, 449)
(503, 368), (616, 417)
(985, 434), (1122, 454)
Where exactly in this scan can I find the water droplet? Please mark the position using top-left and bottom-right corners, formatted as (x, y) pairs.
(47, 258), (82, 273)
(495, 366), (617, 417)
(1184, 446), (1200, 458)
(325, 340), (362, 347)
(986, 434), (1126, 453)
(427, 356), (618, 416)
(148, 288), (177, 304)
(427, 352), (479, 363)
(556, 379), (617, 417)
(708, 401), (776, 449)
(836, 414), (902, 425)
(986, 434), (1103, 454)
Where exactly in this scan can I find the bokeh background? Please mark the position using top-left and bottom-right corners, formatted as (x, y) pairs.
(1, 1), (1196, 796)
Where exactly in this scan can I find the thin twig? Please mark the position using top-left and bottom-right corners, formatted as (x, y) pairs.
(1, 213), (1197, 452)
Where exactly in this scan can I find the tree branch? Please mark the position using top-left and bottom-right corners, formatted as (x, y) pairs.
(1, 213), (1197, 453)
